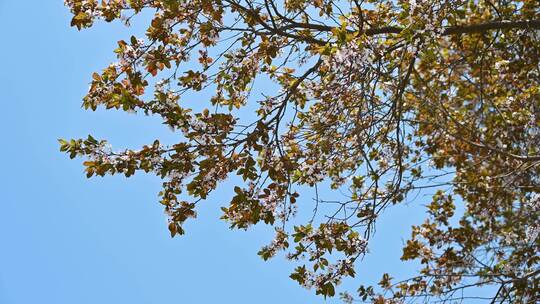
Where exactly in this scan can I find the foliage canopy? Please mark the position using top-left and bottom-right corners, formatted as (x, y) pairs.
(61, 0), (540, 302)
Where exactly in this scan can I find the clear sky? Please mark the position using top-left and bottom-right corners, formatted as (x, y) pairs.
(0, 1), (429, 303)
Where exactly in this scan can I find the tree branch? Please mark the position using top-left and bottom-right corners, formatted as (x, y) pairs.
(278, 19), (540, 37)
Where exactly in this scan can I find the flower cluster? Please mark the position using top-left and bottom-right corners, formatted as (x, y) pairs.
(65, 0), (130, 29)
(405, 0), (446, 38)
(186, 118), (218, 145)
(323, 41), (371, 77)
(292, 258), (358, 297)
(525, 193), (540, 244)
(86, 140), (113, 162)
(150, 80), (181, 114)
(117, 37), (146, 69)
(258, 228), (289, 260)
(199, 166), (228, 193)
(286, 223), (368, 296)
(298, 160), (325, 185)
(64, 0), (103, 19)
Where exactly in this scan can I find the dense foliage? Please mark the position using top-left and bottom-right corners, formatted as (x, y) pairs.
(61, 0), (540, 302)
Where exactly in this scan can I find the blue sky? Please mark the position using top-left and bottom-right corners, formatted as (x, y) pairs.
(0, 1), (429, 303)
